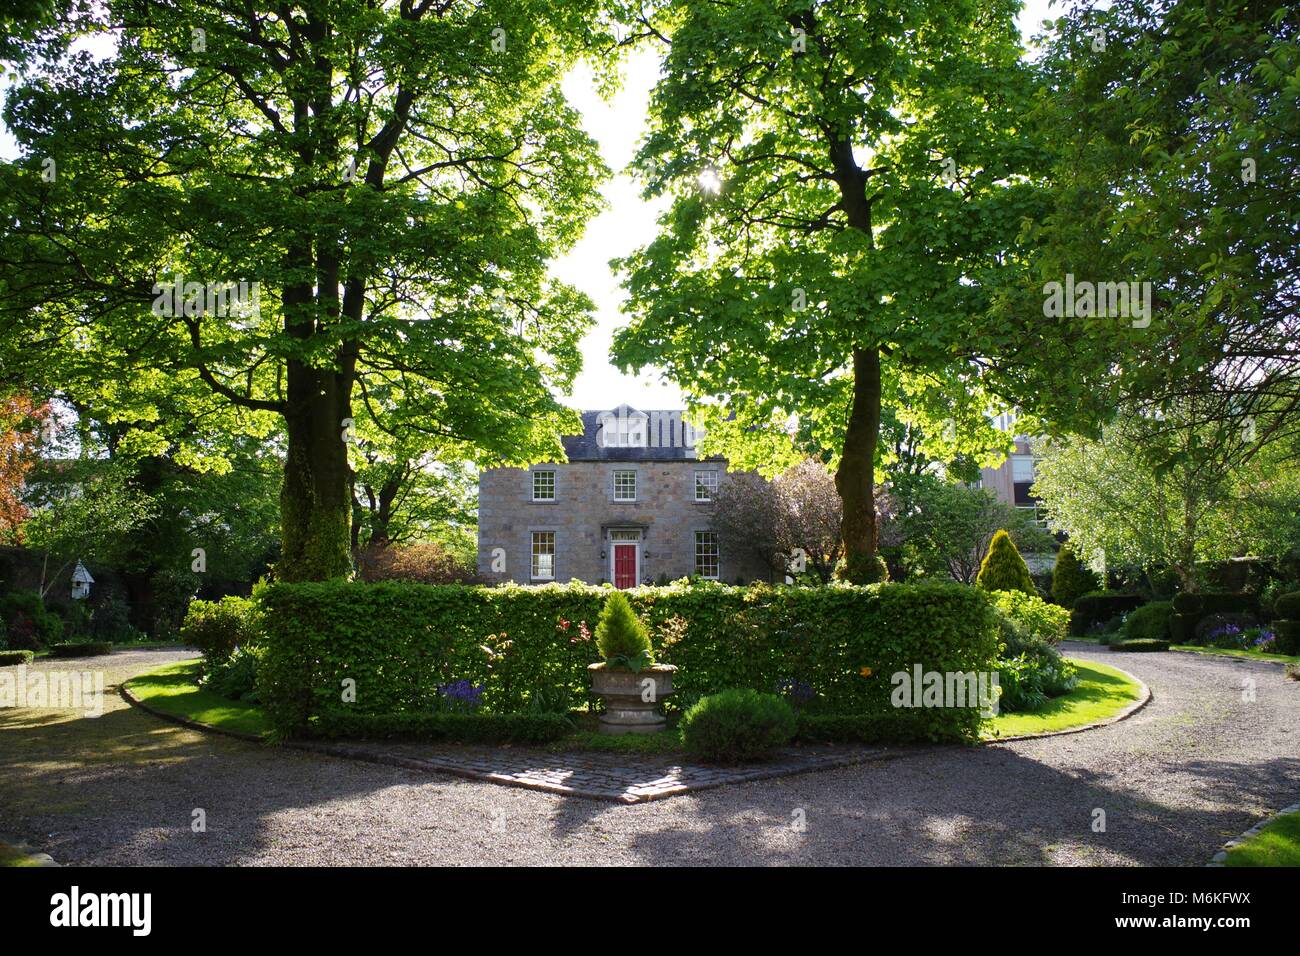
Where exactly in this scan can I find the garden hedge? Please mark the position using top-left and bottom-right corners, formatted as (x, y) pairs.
(1169, 592), (1259, 643)
(1069, 592), (1146, 635)
(47, 641), (114, 658)
(0, 650), (35, 666)
(259, 579), (1001, 743)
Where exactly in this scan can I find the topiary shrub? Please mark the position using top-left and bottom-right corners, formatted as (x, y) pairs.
(680, 688), (797, 763)
(180, 596), (263, 665)
(1051, 545), (1100, 608)
(1122, 601), (1173, 643)
(1274, 591), (1300, 619)
(833, 552), (890, 585)
(594, 590), (653, 670)
(1273, 590), (1300, 653)
(976, 530), (1036, 596)
(0, 649), (35, 666)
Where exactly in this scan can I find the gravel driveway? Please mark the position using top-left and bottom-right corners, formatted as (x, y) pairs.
(2, 643), (1297, 865)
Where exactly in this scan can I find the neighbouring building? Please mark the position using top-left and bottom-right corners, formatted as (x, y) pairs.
(476, 404), (770, 587)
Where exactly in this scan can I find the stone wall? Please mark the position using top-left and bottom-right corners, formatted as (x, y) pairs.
(477, 461), (770, 586)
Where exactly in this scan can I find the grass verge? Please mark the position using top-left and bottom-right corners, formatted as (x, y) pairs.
(1170, 644), (1300, 665)
(124, 659), (271, 739)
(981, 659), (1144, 740)
(1223, 810), (1300, 867)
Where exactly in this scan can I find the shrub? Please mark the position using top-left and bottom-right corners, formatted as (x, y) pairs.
(833, 552), (889, 584)
(1122, 601), (1173, 643)
(680, 688), (797, 763)
(1070, 592), (1145, 636)
(151, 569), (200, 639)
(990, 590), (1071, 646)
(89, 595), (143, 643)
(594, 591), (653, 668)
(258, 579), (1000, 742)
(180, 596), (262, 665)
(202, 645), (261, 702)
(1285, 663), (1299, 681)
(0, 649), (34, 666)
(1051, 545), (1100, 608)
(47, 641), (113, 657)
(0, 591), (63, 650)
(311, 711), (573, 744)
(976, 530), (1036, 595)
(1170, 592), (1259, 643)
(1274, 591), (1300, 620)
(1275, 620), (1300, 656)
(1108, 638), (1169, 652)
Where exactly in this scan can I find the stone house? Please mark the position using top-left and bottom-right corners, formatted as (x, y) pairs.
(476, 405), (770, 587)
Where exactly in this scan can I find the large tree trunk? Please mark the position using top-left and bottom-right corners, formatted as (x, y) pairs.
(278, 361), (354, 582)
(826, 133), (885, 579)
(834, 347), (882, 575)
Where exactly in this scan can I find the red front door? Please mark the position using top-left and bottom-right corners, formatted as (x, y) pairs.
(613, 544), (637, 589)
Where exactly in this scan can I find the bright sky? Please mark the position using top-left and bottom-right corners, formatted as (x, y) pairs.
(0, 2), (1058, 412)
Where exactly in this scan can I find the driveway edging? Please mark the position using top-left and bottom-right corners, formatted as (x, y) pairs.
(984, 661), (1151, 745)
(1206, 800), (1300, 866)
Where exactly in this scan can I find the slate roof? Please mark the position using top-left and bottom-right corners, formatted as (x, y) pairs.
(561, 406), (716, 462)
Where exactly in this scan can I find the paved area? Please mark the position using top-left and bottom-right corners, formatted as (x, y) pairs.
(301, 739), (895, 803)
(1, 643), (1298, 865)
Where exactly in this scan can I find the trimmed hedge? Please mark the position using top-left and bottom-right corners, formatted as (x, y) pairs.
(0, 649), (35, 666)
(1122, 601), (1173, 642)
(309, 711), (574, 744)
(1069, 592), (1146, 635)
(1169, 592), (1259, 643)
(792, 712), (945, 745)
(1108, 638), (1169, 652)
(47, 641), (113, 658)
(259, 579), (1000, 743)
(1275, 591), (1300, 620)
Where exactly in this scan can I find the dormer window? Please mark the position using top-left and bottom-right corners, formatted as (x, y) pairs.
(596, 404), (649, 448)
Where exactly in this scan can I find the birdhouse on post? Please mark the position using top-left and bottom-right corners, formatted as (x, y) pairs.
(71, 560), (94, 600)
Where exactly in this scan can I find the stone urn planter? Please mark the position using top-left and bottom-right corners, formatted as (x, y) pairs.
(588, 662), (676, 735)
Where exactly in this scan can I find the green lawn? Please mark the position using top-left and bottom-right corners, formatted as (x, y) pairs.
(124, 660), (272, 739)
(1223, 810), (1300, 867)
(128, 658), (1145, 749)
(1170, 644), (1300, 665)
(981, 659), (1144, 740)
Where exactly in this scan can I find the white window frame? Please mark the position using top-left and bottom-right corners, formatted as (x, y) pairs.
(1011, 454), (1035, 483)
(530, 531), (555, 580)
(613, 469), (637, 501)
(694, 531), (719, 579)
(531, 469), (555, 502)
(694, 470), (718, 502)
